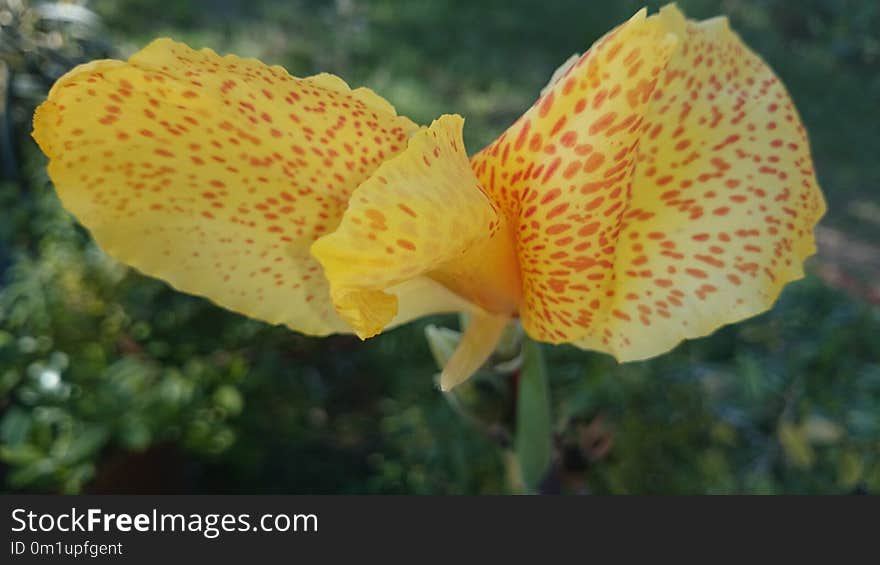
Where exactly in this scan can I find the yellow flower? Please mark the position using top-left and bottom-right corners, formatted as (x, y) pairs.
(32, 5), (825, 390)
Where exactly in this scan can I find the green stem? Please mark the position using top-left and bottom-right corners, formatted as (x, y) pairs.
(514, 336), (553, 493)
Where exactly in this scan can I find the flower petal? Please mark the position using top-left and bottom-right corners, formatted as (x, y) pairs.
(472, 5), (825, 360)
(439, 312), (510, 391)
(471, 8), (678, 345)
(580, 5), (825, 360)
(32, 38), (418, 335)
(311, 114), (521, 339)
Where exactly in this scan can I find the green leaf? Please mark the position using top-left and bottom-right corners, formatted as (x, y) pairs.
(60, 424), (109, 465)
(778, 421), (815, 469)
(1, 406), (32, 446)
(515, 338), (552, 492)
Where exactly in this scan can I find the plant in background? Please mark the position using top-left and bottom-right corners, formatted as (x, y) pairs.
(1, 0), (246, 494)
(0, 0), (110, 180)
(30, 4), (826, 491)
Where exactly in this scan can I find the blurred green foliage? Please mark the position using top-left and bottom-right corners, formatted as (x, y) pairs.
(1, 0), (878, 494)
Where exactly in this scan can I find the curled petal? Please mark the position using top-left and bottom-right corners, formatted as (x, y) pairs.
(33, 39), (417, 335)
(311, 114), (521, 339)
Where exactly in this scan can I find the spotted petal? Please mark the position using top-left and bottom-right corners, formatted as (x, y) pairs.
(471, 8), (679, 346)
(33, 38), (418, 335)
(587, 5), (825, 359)
(472, 5), (825, 360)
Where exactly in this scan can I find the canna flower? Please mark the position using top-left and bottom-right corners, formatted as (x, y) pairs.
(32, 5), (824, 391)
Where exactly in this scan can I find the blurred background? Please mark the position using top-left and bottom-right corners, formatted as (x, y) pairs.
(1, 0), (878, 494)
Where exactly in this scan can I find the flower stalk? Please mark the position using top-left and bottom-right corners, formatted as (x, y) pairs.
(427, 320), (553, 493)
(514, 337), (553, 493)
